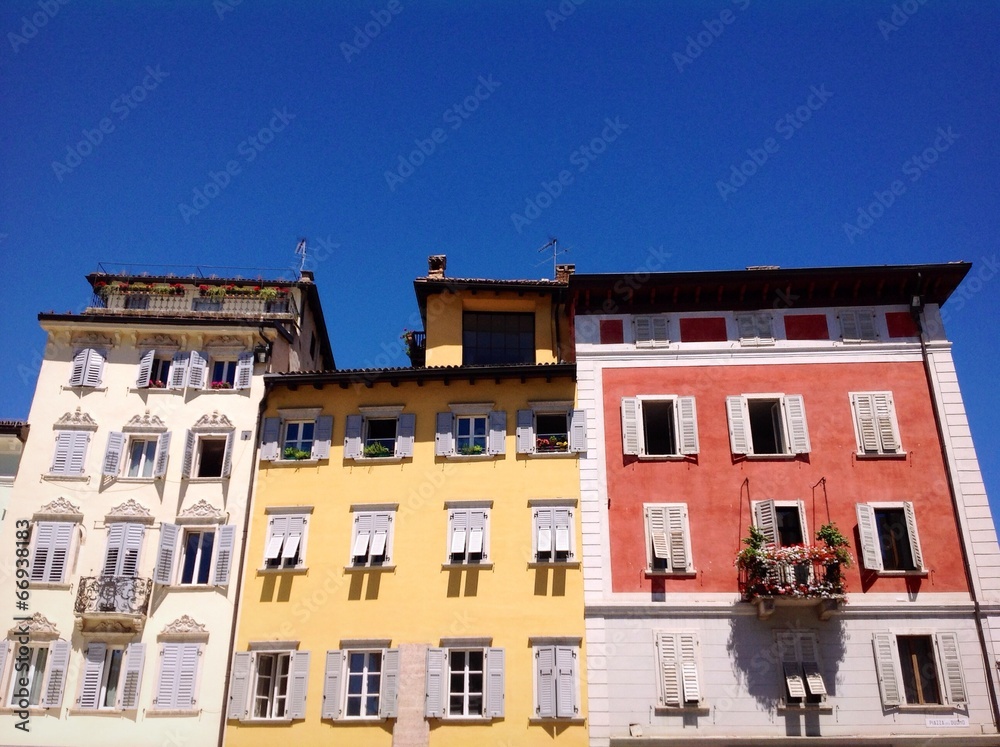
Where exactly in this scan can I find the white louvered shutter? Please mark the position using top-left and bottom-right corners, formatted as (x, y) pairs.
(352, 513), (373, 561)
(872, 632), (901, 706)
(103, 523), (126, 576)
(853, 393), (880, 453)
(647, 506), (669, 565)
(371, 513), (390, 560)
(121, 523), (145, 578)
(321, 650), (344, 719)
(67, 431), (90, 475)
(783, 395), (811, 454)
(42, 640), (71, 708)
(535, 646), (555, 718)
(83, 349), (105, 387)
(569, 409), (587, 453)
(554, 508), (572, 557)
(858, 311), (877, 340)
(736, 313), (758, 341)
(936, 632), (967, 705)
(154, 523), (179, 585)
(754, 500), (778, 545)
(395, 413), (416, 457)
(798, 633), (826, 697)
(488, 410), (506, 455)
(873, 392), (900, 453)
(449, 509), (467, 558)
(485, 647), (505, 718)
(221, 431), (235, 478)
(435, 412), (454, 456)
(156, 643), (180, 710)
(855, 504), (882, 571)
(726, 396), (751, 455)
(468, 510), (486, 557)
(283, 516), (305, 565)
(228, 652), (252, 720)
(620, 397), (641, 456)
(288, 650), (310, 719)
(0, 643), (8, 696)
(234, 351), (254, 390)
(679, 633), (701, 703)
(69, 348), (89, 386)
(840, 310), (861, 340)
(153, 431), (171, 478)
(265, 516), (288, 563)
(634, 316), (652, 346)
(50, 431), (73, 475)
(79, 643), (107, 709)
(137, 350), (155, 388)
(168, 352), (189, 389)
(260, 417), (281, 461)
(424, 648), (446, 718)
(536, 507), (553, 559)
(213, 524), (236, 585)
(344, 415), (363, 459)
(182, 430), (196, 477)
(555, 646), (576, 717)
(657, 632), (681, 706)
(903, 502), (924, 570)
(312, 415), (334, 459)
(119, 642), (145, 710)
(665, 504), (690, 572)
(187, 351), (208, 389)
(677, 396), (699, 454)
(650, 316), (668, 344)
(778, 633), (805, 700)
(380, 648), (400, 719)
(176, 643), (200, 710)
(516, 410), (535, 454)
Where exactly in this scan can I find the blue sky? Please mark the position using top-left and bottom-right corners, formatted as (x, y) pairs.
(2, 1), (998, 518)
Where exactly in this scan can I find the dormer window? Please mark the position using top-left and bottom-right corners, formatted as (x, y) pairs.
(462, 312), (534, 365)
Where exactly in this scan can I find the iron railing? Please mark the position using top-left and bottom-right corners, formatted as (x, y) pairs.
(88, 290), (297, 319)
(738, 553), (845, 601)
(75, 576), (152, 616)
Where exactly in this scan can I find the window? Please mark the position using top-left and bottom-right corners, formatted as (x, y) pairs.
(621, 396), (699, 457)
(49, 430), (91, 476)
(873, 632), (967, 707)
(456, 416), (487, 454)
(346, 652), (382, 717)
(516, 406), (586, 455)
(211, 359), (237, 388)
(856, 503), (924, 572)
(182, 431), (234, 479)
(351, 510), (393, 567)
(254, 652), (290, 719)
(726, 394), (810, 456)
(68, 347), (105, 387)
(534, 644), (577, 719)
(154, 523), (236, 586)
(753, 500), (807, 547)
(644, 504), (693, 573)
(78, 642), (145, 711)
(197, 438), (226, 476)
(321, 648), (400, 720)
(435, 408), (505, 457)
(153, 642), (201, 710)
(344, 412), (415, 460)
(655, 632), (702, 707)
(424, 646), (504, 719)
(260, 414), (333, 461)
(136, 350), (173, 388)
(851, 392), (902, 455)
(262, 514), (308, 570)
(532, 504), (574, 563)
(447, 508), (488, 565)
(633, 315), (669, 347)
(102, 431), (171, 480)
(102, 523), (145, 578)
(462, 311), (535, 365)
(775, 630), (827, 706)
(165, 351), (252, 390)
(284, 421), (314, 456)
(30, 521), (75, 583)
(8, 645), (49, 707)
(839, 309), (879, 341)
(1, 639), (70, 709)
(228, 649), (310, 721)
(126, 437), (157, 477)
(735, 313), (774, 345)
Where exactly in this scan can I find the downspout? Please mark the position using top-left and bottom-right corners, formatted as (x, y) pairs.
(914, 277), (1000, 730)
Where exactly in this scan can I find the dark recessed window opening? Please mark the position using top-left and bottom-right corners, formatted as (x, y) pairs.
(462, 312), (535, 365)
(775, 507), (804, 546)
(197, 438), (226, 477)
(875, 508), (916, 570)
(897, 635), (941, 705)
(747, 399), (783, 454)
(643, 401), (676, 456)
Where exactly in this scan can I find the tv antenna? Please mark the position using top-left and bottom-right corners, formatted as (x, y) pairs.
(535, 237), (570, 279)
(295, 238), (308, 274)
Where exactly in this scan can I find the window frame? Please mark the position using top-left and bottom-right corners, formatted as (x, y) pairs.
(178, 528), (217, 585)
(125, 435), (159, 479)
(424, 645), (504, 720)
(775, 630), (828, 708)
(516, 404), (586, 456)
(261, 512), (310, 571)
(445, 505), (490, 566)
(29, 520), (77, 584)
(343, 649), (384, 719)
(435, 406), (506, 458)
(850, 391), (904, 456)
(856, 502), (925, 574)
(252, 651), (292, 720)
(735, 312), (775, 346)
(49, 429), (91, 477)
(643, 503), (694, 575)
(839, 309), (879, 342)
(193, 435), (228, 478)
(345, 410), (414, 461)
(321, 646), (400, 721)
(531, 501), (576, 565)
(655, 631), (702, 708)
(282, 420), (315, 457)
(752, 499), (808, 549)
(152, 641), (202, 712)
(726, 393), (811, 457)
(532, 642), (579, 720)
(7, 643), (51, 708)
(872, 631), (967, 708)
(462, 310), (536, 365)
(455, 415), (488, 455)
(621, 395), (699, 458)
(633, 315), (670, 347)
(349, 509), (395, 568)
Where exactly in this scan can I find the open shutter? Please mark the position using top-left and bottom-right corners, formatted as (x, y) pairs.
(488, 410), (506, 455)
(283, 516), (305, 564)
(48, 522), (73, 583)
(168, 352), (189, 389)
(265, 516), (288, 563)
(137, 350), (155, 388)
(103, 523), (126, 576)
(395, 413), (416, 457)
(234, 351), (254, 390)
(50, 431), (73, 475)
(425, 647), (446, 718)
(288, 650), (310, 719)
(677, 397), (699, 454)
(69, 348), (88, 386)
(121, 523), (144, 578)
(853, 503), (882, 570)
(795, 501), (809, 545)
(657, 632), (681, 706)
(754, 500), (778, 545)
(853, 394), (879, 453)
(380, 648), (400, 719)
(321, 650), (344, 719)
(778, 633), (806, 700)
(30, 522), (55, 582)
(182, 430), (196, 477)
(679, 634), (701, 703)
(485, 647), (505, 718)
(154, 523), (179, 585)
(83, 349), (105, 387)
(903, 502), (924, 570)
(153, 431), (171, 478)
(221, 431), (235, 478)
(119, 642), (146, 709)
(448, 510), (468, 558)
(212, 524), (236, 585)
(873, 393), (899, 452)
(783, 395), (811, 454)
(936, 632), (967, 705)
(352, 513), (373, 561)
(798, 633), (826, 697)
(42, 640), (71, 708)
(67, 431), (90, 475)
(554, 508), (572, 557)
(468, 510), (486, 557)
(344, 415), (363, 459)
(187, 351), (208, 389)
(647, 506), (670, 564)
(569, 409), (586, 453)
(665, 504), (690, 572)
(726, 396), (751, 455)
(621, 397), (641, 456)
(536, 508), (553, 558)
(516, 410), (535, 454)
(371, 513), (390, 560)
(156, 643), (180, 710)
(435, 412), (454, 456)
(260, 417), (281, 461)
(79, 643), (107, 709)
(312, 415), (334, 459)
(0, 643), (8, 696)
(176, 644), (199, 710)
(872, 633), (901, 706)
(535, 646), (555, 718)
(555, 646), (576, 718)
(228, 652), (252, 720)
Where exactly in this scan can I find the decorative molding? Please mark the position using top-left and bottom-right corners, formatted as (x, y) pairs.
(106, 498), (155, 524)
(76, 618), (142, 637)
(277, 407), (322, 421)
(192, 411), (234, 431)
(449, 402), (495, 415)
(54, 407), (99, 431)
(34, 496), (84, 521)
(176, 499), (225, 524)
(358, 405), (405, 417)
(159, 615), (209, 641)
(138, 334), (180, 351)
(123, 410), (168, 433)
(205, 335), (249, 351)
(71, 331), (113, 347)
(8, 613), (60, 641)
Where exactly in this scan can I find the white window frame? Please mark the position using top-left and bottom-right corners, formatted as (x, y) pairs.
(621, 395), (699, 458)
(282, 420), (315, 457)
(345, 408), (414, 460)
(455, 414), (488, 455)
(350, 508), (396, 568)
(445, 504), (490, 566)
(7, 643), (52, 707)
(446, 648), (486, 718)
(850, 392), (903, 456)
(872, 631), (967, 708)
(177, 527), (218, 585)
(726, 393), (811, 456)
(86, 645), (127, 711)
(322, 645), (399, 721)
(643, 503), (694, 574)
(735, 312), (775, 346)
(516, 402), (586, 456)
(775, 630), (827, 707)
(633, 315), (670, 347)
(424, 645), (504, 720)
(530, 500), (576, 564)
(208, 357), (239, 389)
(251, 651), (292, 720)
(262, 511), (310, 571)
(856, 502), (925, 574)
(655, 631), (702, 708)
(228, 647), (309, 722)
(343, 649), (384, 719)
(532, 642), (579, 720)
(124, 436), (159, 479)
(839, 309), (879, 342)
(752, 499), (808, 548)
(192, 434), (229, 479)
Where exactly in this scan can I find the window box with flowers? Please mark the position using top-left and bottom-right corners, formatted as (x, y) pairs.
(210, 381), (234, 390)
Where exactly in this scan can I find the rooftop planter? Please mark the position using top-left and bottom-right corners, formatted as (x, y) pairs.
(401, 329), (426, 367)
(197, 284), (289, 299)
(96, 281), (185, 296)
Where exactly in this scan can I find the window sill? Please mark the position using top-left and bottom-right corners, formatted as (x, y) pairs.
(637, 454), (691, 461)
(42, 474), (89, 483)
(272, 459), (320, 466)
(645, 570), (697, 578)
(529, 716), (586, 725)
(352, 456), (405, 464)
(238, 717), (294, 723)
(117, 477), (158, 484)
(653, 703), (709, 713)
(524, 452), (578, 459)
(130, 387), (179, 394)
(448, 454), (498, 461)
(740, 453), (798, 460)
(875, 569), (929, 577)
(61, 386), (108, 393)
(198, 388), (243, 394)
(435, 716), (496, 723)
(163, 583), (222, 590)
(257, 567), (309, 575)
(333, 715), (387, 722)
(147, 708), (201, 717)
(528, 561), (580, 569)
(344, 564), (396, 573)
(29, 582), (72, 591)
(892, 704), (964, 712)
(67, 708), (136, 716)
(185, 477), (227, 483)
(739, 339), (776, 347)
(442, 562), (494, 570)
(0, 706), (51, 715)
(855, 451), (907, 460)
(777, 702), (832, 713)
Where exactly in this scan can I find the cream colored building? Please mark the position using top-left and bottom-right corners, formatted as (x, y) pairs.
(0, 270), (330, 746)
(0, 421), (28, 532)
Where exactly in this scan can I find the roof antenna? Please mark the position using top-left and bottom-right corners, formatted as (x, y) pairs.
(295, 238), (308, 275)
(535, 237), (571, 279)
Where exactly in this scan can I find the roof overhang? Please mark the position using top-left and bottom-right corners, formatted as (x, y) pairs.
(266, 362), (576, 391)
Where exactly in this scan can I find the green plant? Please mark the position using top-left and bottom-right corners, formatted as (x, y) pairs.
(204, 285), (227, 298)
(259, 287), (279, 300)
(458, 444), (485, 455)
(816, 522), (853, 567)
(283, 446), (311, 460)
(363, 442), (391, 458)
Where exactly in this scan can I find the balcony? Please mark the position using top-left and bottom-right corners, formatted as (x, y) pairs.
(88, 288), (298, 320)
(74, 576), (152, 634)
(403, 330), (426, 367)
(737, 545), (846, 621)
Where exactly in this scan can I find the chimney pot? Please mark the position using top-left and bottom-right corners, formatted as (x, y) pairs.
(428, 255), (447, 278)
(555, 264), (575, 283)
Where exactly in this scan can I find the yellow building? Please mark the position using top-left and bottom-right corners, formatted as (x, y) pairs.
(224, 257), (587, 747)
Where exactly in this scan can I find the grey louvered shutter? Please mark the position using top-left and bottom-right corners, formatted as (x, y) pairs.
(855, 504), (882, 571)
(153, 432), (171, 478)
(30, 522), (55, 582)
(312, 415), (333, 459)
(228, 652), (252, 720)
(137, 350), (155, 388)
(634, 317), (652, 346)
(726, 396), (751, 455)
(754, 500), (778, 545)
(221, 431), (235, 477)
(119, 642), (145, 709)
(321, 650), (344, 719)
(536, 646), (555, 718)
(650, 316), (669, 344)
(103, 523), (126, 576)
(380, 648), (400, 718)
(853, 393), (880, 453)
(554, 507), (572, 558)
(936, 632), (967, 705)
(188, 351), (208, 389)
(872, 633), (901, 706)
(260, 417), (281, 461)
(647, 506), (669, 566)
(50, 431), (73, 475)
(182, 430), (196, 477)
(516, 410), (535, 454)
(435, 412), (454, 456)
(873, 393), (900, 453)
(177, 643), (200, 710)
(779, 632), (806, 701)
(168, 352), (189, 389)
(555, 646), (576, 717)
(234, 351), (254, 390)
(536, 507), (553, 559)
(155, 523), (179, 585)
(657, 632), (681, 706)
(395, 413), (416, 457)
(903, 502), (924, 570)
(858, 311), (877, 340)
(488, 410), (506, 455)
(69, 348), (88, 386)
(42, 640), (71, 708)
(213, 524), (236, 585)
(288, 650), (310, 719)
(840, 311), (861, 340)
(121, 523), (145, 578)
(569, 409), (586, 453)
(485, 647), (505, 718)
(425, 647), (446, 718)
(0, 642), (8, 695)
(47, 522), (73, 582)
(799, 633), (826, 697)
(102, 431), (126, 476)
(83, 349), (105, 387)
(344, 415), (363, 459)
(678, 633), (701, 703)
(621, 398), (640, 456)
(783, 395), (811, 454)
(67, 431), (90, 475)
(156, 643), (180, 710)
(677, 397), (699, 455)
(665, 504), (690, 572)
(736, 314), (758, 341)
(79, 643), (107, 709)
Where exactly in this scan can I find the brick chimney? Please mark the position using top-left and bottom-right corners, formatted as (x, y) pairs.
(555, 263), (575, 283)
(428, 255), (447, 279)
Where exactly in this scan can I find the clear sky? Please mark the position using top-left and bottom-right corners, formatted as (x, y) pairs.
(2, 1), (998, 519)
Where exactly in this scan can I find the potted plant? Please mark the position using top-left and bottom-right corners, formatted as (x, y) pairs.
(210, 380), (233, 390)
(259, 287), (279, 300)
(283, 446), (311, 460)
(363, 443), (391, 458)
(200, 285), (228, 299)
(458, 444), (485, 456)
(148, 379), (166, 389)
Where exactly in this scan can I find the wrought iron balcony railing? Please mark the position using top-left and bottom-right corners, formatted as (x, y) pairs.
(75, 576), (152, 617)
(737, 546), (846, 601)
(88, 290), (298, 319)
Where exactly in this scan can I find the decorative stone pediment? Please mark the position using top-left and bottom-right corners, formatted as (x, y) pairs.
(159, 616), (209, 642)
(8, 613), (60, 641)
(138, 334), (180, 351)
(106, 498), (154, 524)
(177, 499), (225, 524)
(206, 335), (249, 350)
(54, 407), (98, 431)
(72, 331), (113, 347)
(34, 496), (84, 521)
(192, 411), (234, 431)
(123, 410), (167, 433)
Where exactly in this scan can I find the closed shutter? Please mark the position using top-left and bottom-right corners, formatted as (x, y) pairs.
(424, 648), (446, 718)
(736, 313), (757, 341)
(665, 504), (690, 572)
(103, 523), (126, 576)
(656, 632), (681, 706)
(569, 409), (587, 453)
(726, 396), (751, 455)
(234, 351), (254, 390)
(621, 398), (641, 456)
(435, 412), (454, 456)
(872, 392), (900, 452)
(83, 349), (105, 387)
(903, 502), (924, 570)
(50, 431), (73, 475)
(156, 643), (180, 710)
(344, 415), (363, 459)
(67, 431), (90, 475)
(650, 316), (668, 344)
(221, 431), (235, 478)
(555, 646), (576, 717)
(536, 507), (553, 558)
(41, 640), (71, 708)
(176, 643), (200, 710)
(311, 415), (334, 459)
(634, 316), (652, 346)
(485, 647), (505, 718)
(260, 417), (281, 461)
(554, 508), (572, 557)
(153, 432), (171, 478)
(321, 650), (344, 719)
(395, 413), (416, 457)
(187, 351), (208, 389)
(0, 642), (8, 696)
(121, 523), (145, 578)
(30, 522), (55, 582)
(852, 393), (880, 453)
(516, 409), (535, 454)
(840, 311), (861, 340)
(182, 430), (196, 477)
(228, 652), (252, 720)
(380, 648), (400, 719)
(79, 643), (107, 709)
(855, 504), (882, 570)
(858, 311), (878, 340)
(872, 632), (901, 706)
(678, 633), (701, 704)
(288, 650), (310, 719)
(935, 632), (967, 705)
(677, 396), (699, 454)
(69, 348), (89, 386)
(168, 352), (189, 389)
(137, 350), (155, 388)
(753, 500), (778, 545)
(212, 524), (236, 585)
(154, 523), (179, 585)
(535, 646), (555, 718)
(783, 395), (811, 454)
(487, 410), (506, 455)
(119, 642), (146, 709)
(646, 506), (669, 565)
(798, 633), (826, 697)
